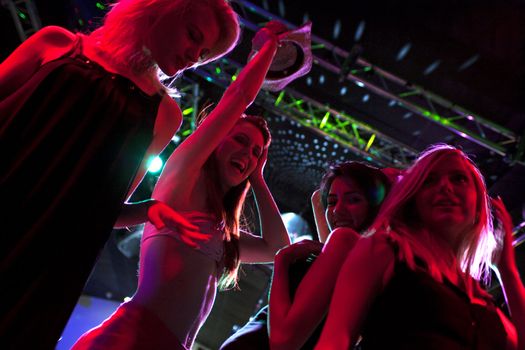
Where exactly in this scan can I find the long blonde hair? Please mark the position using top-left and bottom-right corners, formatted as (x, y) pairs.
(90, 0), (240, 79)
(368, 143), (498, 283)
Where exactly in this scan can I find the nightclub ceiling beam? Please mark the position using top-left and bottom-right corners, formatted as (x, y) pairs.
(5, 0), (521, 165)
(2, 0), (41, 41)
(185, 58), (418, 168)
(234, 0), (521, 163)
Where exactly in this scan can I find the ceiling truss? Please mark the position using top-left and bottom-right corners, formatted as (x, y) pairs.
(233, 0), (522, 164)
(2, 0), (41, 41)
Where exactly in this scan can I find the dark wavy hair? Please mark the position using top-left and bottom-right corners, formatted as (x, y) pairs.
(319, 161), (392, 232)
(198, 113), (271, 289)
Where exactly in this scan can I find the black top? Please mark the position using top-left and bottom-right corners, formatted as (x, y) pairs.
(0, 35), (161, 349)
(288, 253), (326, 350)
(220, 253), (323, 350)
(359, 258), (508, 350)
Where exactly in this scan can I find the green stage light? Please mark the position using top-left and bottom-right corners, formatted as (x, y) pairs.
(147, 156), (163, 173)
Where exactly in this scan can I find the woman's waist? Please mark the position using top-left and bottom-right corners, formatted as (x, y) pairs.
(132, 278), (217, 342)
(133, 282), (217, 317)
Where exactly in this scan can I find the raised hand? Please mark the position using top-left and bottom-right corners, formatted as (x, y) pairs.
(491, 196), (517, 273)
(251, 20), (288, 51)
(264, 20), (289, 35)
(147, 201), (211, 248)
(311, 189), (322, 208)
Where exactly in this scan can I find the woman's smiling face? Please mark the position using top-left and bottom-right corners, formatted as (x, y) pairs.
(325, 176), (370, 232)
(213, 122), (265, 190)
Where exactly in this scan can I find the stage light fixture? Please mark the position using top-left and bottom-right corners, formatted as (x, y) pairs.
(396, 42), (412, 61)
(147, 156), (163, 173)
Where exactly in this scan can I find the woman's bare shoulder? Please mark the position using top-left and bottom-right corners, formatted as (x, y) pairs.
(356, 232), (397, 283)
(326, 227), (360, 247)
(33, 26), (77, 45)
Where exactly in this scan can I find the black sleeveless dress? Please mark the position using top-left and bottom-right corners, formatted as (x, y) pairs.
(0, 35), (162, 349)
(220, 253), (325, 350)
(358, 258), (509, 350)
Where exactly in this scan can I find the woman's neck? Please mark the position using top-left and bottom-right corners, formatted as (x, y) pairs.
(422, 229), (457, 266)
(420, 229), (482, 298)
(83, 34), (162, 95)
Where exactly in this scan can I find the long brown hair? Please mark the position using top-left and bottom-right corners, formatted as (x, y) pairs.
(199, 114), (271, 289)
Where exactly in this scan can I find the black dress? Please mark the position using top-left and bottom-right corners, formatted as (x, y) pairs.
(0, 35), (162, 349)
(220, 253), (325, 350)
(359, 259), (509, 350)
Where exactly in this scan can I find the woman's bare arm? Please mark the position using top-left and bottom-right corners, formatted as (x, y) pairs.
(269, 228), (359, 350)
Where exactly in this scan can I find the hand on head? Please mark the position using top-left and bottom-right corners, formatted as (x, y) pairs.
(249, 144), (269, 183)
(311, 189), (322, 206)
(147, 201), (211, 248)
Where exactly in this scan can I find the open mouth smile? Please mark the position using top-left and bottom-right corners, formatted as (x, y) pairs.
(231, 159), (246, 174)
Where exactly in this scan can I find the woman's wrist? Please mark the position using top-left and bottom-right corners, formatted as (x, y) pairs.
(249, 174), (266, 187)
(497, 263), (520, 280)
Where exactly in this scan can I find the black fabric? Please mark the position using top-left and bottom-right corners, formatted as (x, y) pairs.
(288, 253), (325, 349)
(0, 41), (161, 349)
(359, 260), (508, 350)
(219, 305), (270, 350)
(220, 254), (323, 350)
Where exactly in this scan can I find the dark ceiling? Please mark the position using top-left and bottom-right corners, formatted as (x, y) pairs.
(2, 0), (524, 349)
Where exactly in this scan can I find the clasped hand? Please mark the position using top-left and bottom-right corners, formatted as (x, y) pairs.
(491, 196), (518, 273)
(276, 239), (324, 265)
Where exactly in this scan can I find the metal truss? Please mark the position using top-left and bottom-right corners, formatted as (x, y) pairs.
(262, 89), (419, 167)
(191, 58), (418, 168)
(2, 0), (41, 41)
(6, 0), (519, 164)
(171, 79), (202, 144)
(233, 0), (522, 163)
